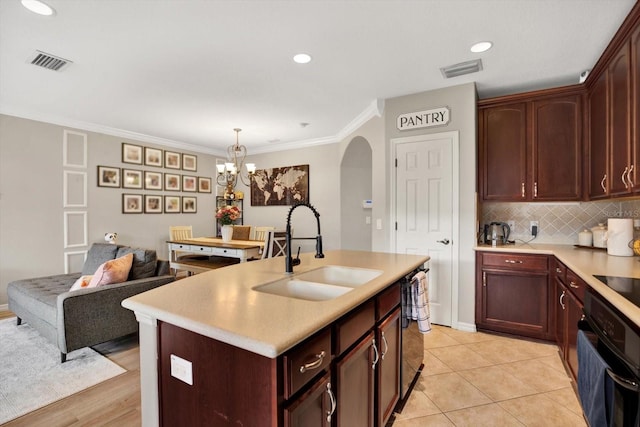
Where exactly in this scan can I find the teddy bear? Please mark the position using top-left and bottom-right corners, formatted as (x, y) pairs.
(104, 232), (118, 244)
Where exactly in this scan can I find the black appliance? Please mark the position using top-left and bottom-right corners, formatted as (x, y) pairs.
(579, 283), (639, 427)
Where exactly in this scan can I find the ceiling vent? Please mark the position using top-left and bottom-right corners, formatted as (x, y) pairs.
(28, 50), (72, 71)
(440, 59), (483, 79)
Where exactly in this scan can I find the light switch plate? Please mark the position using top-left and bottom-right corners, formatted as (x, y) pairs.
(170, 354), (193, 385)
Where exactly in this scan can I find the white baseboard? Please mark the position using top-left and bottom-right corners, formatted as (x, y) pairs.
(455, 321), (477, 333)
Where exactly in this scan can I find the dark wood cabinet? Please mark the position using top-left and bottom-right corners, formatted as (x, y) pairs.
(588, 71), (609, 199)
(475, 252), (551, 340)
(336, 331), (376, 427)
(551, 258), (585, 381)
(478, 90), (583, 202)
(284, 372), (333, 427)
(376, 307), (401, 427)
(479, 103), (527, 200)
(631, 25), (640, 189)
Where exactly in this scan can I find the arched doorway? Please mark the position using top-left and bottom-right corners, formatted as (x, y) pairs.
(340, 137), (373, 250)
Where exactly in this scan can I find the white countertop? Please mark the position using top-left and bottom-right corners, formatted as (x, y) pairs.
(122, 250), (428, 359)
(475, 243), (640, 327)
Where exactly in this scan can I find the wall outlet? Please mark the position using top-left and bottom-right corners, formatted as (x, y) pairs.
(507, 220), (515, 233)
(530, 221), (539, 235)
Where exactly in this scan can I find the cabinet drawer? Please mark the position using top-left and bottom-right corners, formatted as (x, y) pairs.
(170, 243), (192, 251)
(335, 300), (375, 357)
(565, 269), (586, 303)
(481, 253), (548, 271)
(189, 245), (213, 254)
(377, 284), (400, 320)
(211, 247), (239, 256)
(283, 327), (332, 399)
(553, 258), (567, 283)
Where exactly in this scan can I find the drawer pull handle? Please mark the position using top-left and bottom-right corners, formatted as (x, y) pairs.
(504, 260), (523, 264)
(299, 351), (326, 373)
(326, 382), (337, 422)
(569, 282), (579, 289)
(555, 268), (562, 274)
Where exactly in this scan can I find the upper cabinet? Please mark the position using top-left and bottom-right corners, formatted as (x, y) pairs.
(608, 41), (632, 197)
(478, 90), (583, 202)
(588, 72), (609, 199)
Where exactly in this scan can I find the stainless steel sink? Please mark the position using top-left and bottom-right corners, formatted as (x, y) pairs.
(253, 266), (383, 301)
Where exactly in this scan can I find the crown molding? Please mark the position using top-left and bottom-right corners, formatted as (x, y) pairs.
(1, 99), (385, 157)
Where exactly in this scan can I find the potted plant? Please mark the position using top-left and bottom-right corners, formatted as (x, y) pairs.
(216, 205), (241, 242)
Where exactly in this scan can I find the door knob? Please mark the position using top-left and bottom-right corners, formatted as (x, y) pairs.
(437, 238), (450, 245)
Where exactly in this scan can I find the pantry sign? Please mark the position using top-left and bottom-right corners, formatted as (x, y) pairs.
(397, 106), (450, 130)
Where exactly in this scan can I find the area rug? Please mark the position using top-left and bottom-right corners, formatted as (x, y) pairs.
(0, 317), (126, 424)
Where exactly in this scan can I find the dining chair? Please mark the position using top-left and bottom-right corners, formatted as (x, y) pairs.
(232, 225), (251, 241)
(253, 226), (275, 242)
(262, 230), (288, 259)
(169, 225), (207, 276)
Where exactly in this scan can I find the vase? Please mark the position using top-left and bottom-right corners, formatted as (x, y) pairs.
(221, 225), (233, 242)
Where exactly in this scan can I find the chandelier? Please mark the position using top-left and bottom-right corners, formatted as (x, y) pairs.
(216, 128), (256, 199)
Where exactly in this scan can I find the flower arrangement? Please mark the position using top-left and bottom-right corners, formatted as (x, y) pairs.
(216, 205), (241, 225)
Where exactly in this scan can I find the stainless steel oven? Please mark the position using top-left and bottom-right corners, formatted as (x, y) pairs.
(579, 284), (639, 427)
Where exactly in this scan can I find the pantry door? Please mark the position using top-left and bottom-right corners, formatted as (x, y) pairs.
(393, 131), (459, 327)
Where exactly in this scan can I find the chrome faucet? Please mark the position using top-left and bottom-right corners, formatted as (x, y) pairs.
(285, 201), (324, 273)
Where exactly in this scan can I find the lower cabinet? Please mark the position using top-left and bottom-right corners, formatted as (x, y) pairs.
(284, 372), (334, 427)
(475, 252), (551, 340)
(376, 308), (401, 426)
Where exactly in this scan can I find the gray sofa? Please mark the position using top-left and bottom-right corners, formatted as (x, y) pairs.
(8, 243), (175, 362)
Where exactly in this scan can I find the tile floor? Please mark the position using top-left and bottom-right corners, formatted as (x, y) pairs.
(393, 325), (587, 426)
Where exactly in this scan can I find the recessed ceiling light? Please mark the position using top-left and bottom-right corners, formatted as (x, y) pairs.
(21, 0), (55, 16)
(470, 41), (492, 53)
(293, 53), (312, 64)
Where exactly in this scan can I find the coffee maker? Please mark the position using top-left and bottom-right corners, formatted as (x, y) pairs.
(483, 222), (511, 245)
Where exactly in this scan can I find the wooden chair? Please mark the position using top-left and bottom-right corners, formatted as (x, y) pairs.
(232, 225), (251, 241)
(252, 226), (275, 242)
(169, 225), (193, 241)
(262, 230), (288, 259)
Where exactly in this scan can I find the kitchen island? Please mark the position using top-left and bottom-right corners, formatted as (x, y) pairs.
(122, 250), (428, 427)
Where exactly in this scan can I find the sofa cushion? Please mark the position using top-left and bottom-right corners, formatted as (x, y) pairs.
(116, 246), (157, 280)
(88, 253), (134, 287)
(69, 275), (94, 291)
(82, 243), (119, 275)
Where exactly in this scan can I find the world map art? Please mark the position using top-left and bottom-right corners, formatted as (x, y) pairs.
(250, 164), (309, 206)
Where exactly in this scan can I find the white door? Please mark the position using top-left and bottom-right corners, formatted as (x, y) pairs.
(394, 132), (457, 327)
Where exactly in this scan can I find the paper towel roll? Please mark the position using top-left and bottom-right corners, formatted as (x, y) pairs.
(606, 218), (634, 256)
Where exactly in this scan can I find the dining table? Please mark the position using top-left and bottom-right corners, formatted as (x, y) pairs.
(167, 237), (265, 274)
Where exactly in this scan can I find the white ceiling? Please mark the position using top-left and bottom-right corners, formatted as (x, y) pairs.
(0, 0), (636, 155)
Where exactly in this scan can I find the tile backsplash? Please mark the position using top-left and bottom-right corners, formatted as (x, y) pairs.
(481, 200), (640, 244)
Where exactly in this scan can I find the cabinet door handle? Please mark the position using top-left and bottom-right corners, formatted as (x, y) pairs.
(559, 290), (566, 310)
(569, 281), (579, 289)
(627, 165), (634, 188)
(325, 382), (336, 423)
(381, 332), (388, 360)
(622, 167), (629, 189)
(482, 271), (487, 287)
(601, 174), (607, 192)
(299, 350), (326, 373)
(504, 259), (523, 264)
(371, 339), (379, 370)
(521, 182), (525, 198)
(534, 182), (538, 198)
(555, 268), (562, 274)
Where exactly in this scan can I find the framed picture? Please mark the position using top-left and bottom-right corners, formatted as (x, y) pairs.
(122, 194), (143, 213)
(164, 173), (181, 191)
(122, 143), (143, 164)
(250, 164), (309, 206)
(144, 147), (163, 167)
(97, 166), (120, 188)
(182, 196), (197, 213)
(144, 171), (163, 190)
(182, 175), (197, 192)
(144, 195), (163, 213)
(122, 169), (143, 189)
(165, 151), (181, 169)
(164, 195), (181, 213)
(182, 154), (197, 171)
(198, 177), (212, 193)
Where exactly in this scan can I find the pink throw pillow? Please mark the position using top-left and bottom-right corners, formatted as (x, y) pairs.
(88, 253), (134, 287)
(69, 275), (94, 291)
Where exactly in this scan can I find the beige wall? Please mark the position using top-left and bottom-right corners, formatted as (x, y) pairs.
(0, 114), (220, 305)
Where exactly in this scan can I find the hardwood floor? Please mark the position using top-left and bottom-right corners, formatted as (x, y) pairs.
(1, 311), (143, 427)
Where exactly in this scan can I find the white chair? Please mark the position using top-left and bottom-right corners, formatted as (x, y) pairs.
(262, 230), (288, 259)
(169, 225), (207, 276)
(252, 226), (275, 242)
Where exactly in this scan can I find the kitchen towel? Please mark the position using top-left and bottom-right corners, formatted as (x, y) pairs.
(410, 271), (431, 334)
(577, 330), (614, 427)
